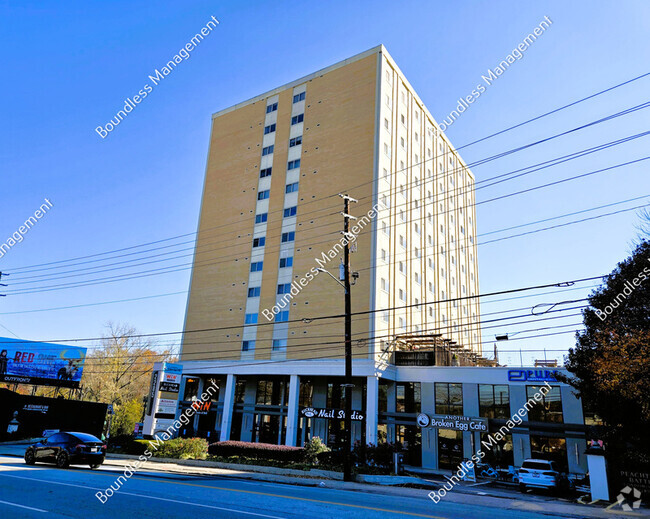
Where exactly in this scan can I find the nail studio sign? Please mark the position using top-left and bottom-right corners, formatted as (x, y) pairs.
(507, 369), (560, 382)
(300, 407), (364, 421)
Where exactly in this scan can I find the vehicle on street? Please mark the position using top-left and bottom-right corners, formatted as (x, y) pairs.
(518, 458), (572, 494)
(24, 431), (106, 469)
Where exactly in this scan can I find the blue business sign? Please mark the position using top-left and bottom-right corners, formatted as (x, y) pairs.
(507, 369), (560, 382)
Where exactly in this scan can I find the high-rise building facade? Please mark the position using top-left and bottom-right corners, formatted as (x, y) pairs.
(166, 46), (587, 473)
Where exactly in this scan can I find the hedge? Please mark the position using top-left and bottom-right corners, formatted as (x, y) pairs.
(208, 441), (304, 463)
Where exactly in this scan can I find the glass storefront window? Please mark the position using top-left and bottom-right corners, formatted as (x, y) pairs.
(478, 384), (510, 419)
(234, 378), (247, 404)
(299, 380), (313, 407)
(526, 385), (563, 423)
(438, 429), (463, 469)
(435, 383), (463, 415)
(183, 378), (200, 401)
(396, 382), (421, 413)
(379, 382), (388, 413)
(480, 432), (513, 469)
(397, 425), (422, 467)
(256, 378), (288, 406)
(530, 435), (567, 471)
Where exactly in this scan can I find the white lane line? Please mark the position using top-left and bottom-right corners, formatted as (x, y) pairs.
(0, 498), (47, 513)
(0, 473), (283, 519)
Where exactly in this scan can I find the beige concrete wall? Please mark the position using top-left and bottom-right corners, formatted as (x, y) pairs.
(182, 53), (379, 362)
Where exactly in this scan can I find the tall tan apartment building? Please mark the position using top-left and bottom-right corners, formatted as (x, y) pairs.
(173, 46), (514, 471)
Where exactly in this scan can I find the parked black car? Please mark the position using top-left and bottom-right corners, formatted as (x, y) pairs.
(24, 432), (106, 469)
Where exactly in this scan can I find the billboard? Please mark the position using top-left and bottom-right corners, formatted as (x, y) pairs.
(0, 338), (87, 388)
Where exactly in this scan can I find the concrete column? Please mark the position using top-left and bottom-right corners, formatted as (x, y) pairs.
(366, 376), (379, 445)
(421, 382), (437, 469)
(463, 383), (479, 460)
(285, 375), (300, 446)
(513, 433), (531, 466)
(219, 374), (235, 442)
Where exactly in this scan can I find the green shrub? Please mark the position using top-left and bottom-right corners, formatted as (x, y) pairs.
(303, 436), (330, 464)
(208, 441), (304, 463)
(150, 437), (208, 459)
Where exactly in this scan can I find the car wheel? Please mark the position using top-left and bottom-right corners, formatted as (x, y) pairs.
(24, 449), (36, 465)
(56, 451), (70, 469)
(519, 483), (527, 493)
(89, 463), (101, 469)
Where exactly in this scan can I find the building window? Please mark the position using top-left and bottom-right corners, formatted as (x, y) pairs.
(285, 182), (299, 193)
(242, 340), (255, 352)
(262, 145), (274, 156)
(293, 92), (306, 103)
(435, 383), (463, 415)
(478, 385), (510, 419)
(247, 287), (261, 297)
(399, 261), (405, 274)
(380, 278), (387, 291)
(530, 436), (568, 471)
(526, 386), (563, 423)
(384, 143), (391, 157)
(281, 231), (295, 242)
(480, 432), (514, 469)
(275, 311), (289, 322)
(264, 123), (276, 135)
(400, 137), (405, 148)
(255, 213), (268, 224)
(287, 159), (301, 170)
(266, 102), (278, 113)
(283, 206), (297, 217)
(381, 249), (387, 262)
(291, 114), (304, 125)
(396, 382), (421, 413)
(382, 221), (388, 234)
(272, 338), (287, 351)
(258, 190), (270, 200)
(289, 136), (302, 147)
(245, 313), (258, 324)
(260, 167), (272, 178)
(250, 261), (263, 272)
(299, 381), (313, 407)
(277, 283), (292, 294)
(399, 289), (405, 301)
(253, 237), (265, 248)
(279, 257), (293, 268)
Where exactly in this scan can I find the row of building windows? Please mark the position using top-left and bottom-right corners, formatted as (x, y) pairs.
(249, 255), (294, 273)
(377, 382), (564, 423)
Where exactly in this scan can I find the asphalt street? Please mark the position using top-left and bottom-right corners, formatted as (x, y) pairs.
(0, 455), (644, 519)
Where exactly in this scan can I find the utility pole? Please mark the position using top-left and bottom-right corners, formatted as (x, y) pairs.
(340, 193), (357, 482)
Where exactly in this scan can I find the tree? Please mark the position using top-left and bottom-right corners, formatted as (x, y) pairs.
(563, 239), (650, 463)
(81, 323), (175, 427)
(110, 397), (144, 436)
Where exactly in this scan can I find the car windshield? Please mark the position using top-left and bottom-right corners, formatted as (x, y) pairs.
(69, 432), (101, 443)
(522, 461), (552, 470)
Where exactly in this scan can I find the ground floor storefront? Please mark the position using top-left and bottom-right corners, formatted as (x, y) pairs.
(169, 364), (589, 475)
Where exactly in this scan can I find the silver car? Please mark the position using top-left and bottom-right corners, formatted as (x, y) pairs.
(518, 459), (570, 493)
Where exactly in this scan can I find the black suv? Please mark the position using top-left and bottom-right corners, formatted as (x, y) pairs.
(24, 432), (106, 469)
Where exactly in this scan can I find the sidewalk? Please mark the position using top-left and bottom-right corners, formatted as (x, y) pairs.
(1, 442), (647, 518)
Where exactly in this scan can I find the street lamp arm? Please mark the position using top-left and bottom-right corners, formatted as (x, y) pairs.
(315, 267), (346, 290)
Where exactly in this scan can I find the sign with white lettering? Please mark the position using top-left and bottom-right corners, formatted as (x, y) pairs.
(300, 407), (364, 421)
(417, 413), (488, 432)
(507, 369), (560, 382)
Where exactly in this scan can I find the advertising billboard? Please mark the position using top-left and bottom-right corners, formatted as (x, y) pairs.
(0, 338), (87, 388)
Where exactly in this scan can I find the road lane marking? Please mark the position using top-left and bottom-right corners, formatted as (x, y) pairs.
(0, 498), (47, 513)
(0, 467), (446, 518)
(0, 473), (282, 518)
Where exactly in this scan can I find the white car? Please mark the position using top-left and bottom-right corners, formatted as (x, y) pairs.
(518, 459), (570, 493)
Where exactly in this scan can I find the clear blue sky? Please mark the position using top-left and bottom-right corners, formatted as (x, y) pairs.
(1, 0), (649, 366)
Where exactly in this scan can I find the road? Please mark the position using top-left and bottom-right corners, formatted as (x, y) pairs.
(0, 455), (642, 518)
